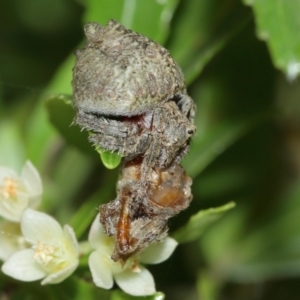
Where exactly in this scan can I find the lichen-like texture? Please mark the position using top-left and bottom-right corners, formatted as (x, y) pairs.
(72, 19), (185, 116)
(100, 159), (193, 261)
(72, 20), (196, 262)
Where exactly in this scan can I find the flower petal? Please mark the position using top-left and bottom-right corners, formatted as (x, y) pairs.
(89, 250), (113, 289)
(21, 161), (42, 195)
(0, 220), (28, 261)
(0, 193), (29, 222)
(63, 225), (79, 257)
(0, 161), (43, 222)
(88, 213), (110, 250)
(140, 237), (178, 264)
(0, 166), (18, 181)
(114, 266), (156, 296)
(1, 248), (46, 281)
(21, 161), (42, 208)
(41, 260), (79, 285)
(21, 208), (64, 244)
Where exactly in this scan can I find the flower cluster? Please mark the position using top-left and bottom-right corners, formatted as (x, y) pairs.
(0, 161), (43, 260)
(88, 214), (178, 296)
(0, 161), (42, 222)
(0, 161), (79, 284)
(2, 208), (79, 284)
(0, 161), (178, 296)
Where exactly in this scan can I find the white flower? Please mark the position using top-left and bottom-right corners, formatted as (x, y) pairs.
(1, 209), (79, 285)
(88, 214), (178, 296)
(0, 161), (42, 222)
(0, 219), (30, 261)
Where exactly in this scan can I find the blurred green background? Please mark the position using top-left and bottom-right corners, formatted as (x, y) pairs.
(1, 0), (300, 299)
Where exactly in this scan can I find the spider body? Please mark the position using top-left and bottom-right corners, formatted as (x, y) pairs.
(100, 158), (193, 261)
(72, 20), (196, 261)
(72, 20), (196, 169)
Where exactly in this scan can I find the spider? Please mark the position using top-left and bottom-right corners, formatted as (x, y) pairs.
(100, 157), (193, 262)
(72, 20), (196, 173)
(72, 20), (196, 261)
(75, 100), (195, 175)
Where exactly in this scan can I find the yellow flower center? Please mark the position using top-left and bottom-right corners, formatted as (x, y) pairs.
(33, 241), (66, 272)
(33, 241), (56, 265)
(1, 178), (18, 199)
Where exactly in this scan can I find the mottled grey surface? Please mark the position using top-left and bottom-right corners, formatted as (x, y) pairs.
(76, 101), (195, 170)
(72, 20), (196, 262)
(72, 20), (187, 116)
(100, 160), (193, 261)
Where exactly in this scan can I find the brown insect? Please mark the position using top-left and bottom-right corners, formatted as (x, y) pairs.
(100, 157), (192, 261)
(72, 20), (196, 261)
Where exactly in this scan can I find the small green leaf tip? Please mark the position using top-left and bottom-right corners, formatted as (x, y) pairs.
(96, 146), (122, 169)
(172, 201), (236, 244)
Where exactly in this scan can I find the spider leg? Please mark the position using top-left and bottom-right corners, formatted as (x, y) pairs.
(75, 110), (139, 137)
(177, 94), (196, 123)
(89, 131), (151, 157)
(75, 110), (152, 157)
(140, 107), (164, 173)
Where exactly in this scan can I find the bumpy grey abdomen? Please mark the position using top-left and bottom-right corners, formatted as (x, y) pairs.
(72, 20), (185, 116)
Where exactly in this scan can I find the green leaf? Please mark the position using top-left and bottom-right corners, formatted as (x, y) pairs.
(172, 202), (236, 244)
(111, 291), (165, 300)
(183, 112), (272, 178)
(69, 177), (116, 239)
(69, 190), (106, 239)
(234, 181), (300, 281)
(201, 180), (300, 282)
(121, 0), (179, 44)
(197, 271), (221, 300)
(167, 0), (251, 84)
(45, 94), (97, 157)
(0, 118), (26, 170)
(46, 94), (124, 169)
(95, 146), (122, 169)
(84, 0), (179, 44)
(244, 0), (300, 80)
(84, 0), (124, 25)
(46, 54), (74, 95)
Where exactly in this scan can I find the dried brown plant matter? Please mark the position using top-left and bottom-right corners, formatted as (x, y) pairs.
(72, 20), (196, 261)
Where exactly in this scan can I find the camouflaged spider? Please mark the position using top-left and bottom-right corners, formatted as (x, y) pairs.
(72, 20), (196, 261)
(75, 101), (195, 174)
(100, 158), (193, 262)
(72, 20), (196, 173)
